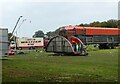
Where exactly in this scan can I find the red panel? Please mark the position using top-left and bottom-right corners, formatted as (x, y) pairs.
(85, 27), (120, 35)
(65, 26), (84, 35)
(70, 38), (80, 44)
(65, 26), (120, 35)
(75, 27), (84, 34)
(65, 26), (75, 31)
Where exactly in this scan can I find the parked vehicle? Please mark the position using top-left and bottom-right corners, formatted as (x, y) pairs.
(10, 37), (44, 50)
(59, 26), (120, 49)
(7, 50), (16, 55)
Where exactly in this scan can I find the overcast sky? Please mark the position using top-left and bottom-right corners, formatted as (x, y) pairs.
(0, 0), (119, 37)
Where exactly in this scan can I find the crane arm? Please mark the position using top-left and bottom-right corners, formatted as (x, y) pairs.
(10, 16), (23, 40)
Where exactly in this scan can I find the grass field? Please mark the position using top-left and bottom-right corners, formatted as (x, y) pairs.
(2, 48), (119, 82)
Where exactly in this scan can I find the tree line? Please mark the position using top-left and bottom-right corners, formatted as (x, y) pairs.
(78, 19), (120, 28)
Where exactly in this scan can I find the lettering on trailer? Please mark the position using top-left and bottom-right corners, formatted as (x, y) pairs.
(21, 40), (41, 46)
(17, 38), (44, 47)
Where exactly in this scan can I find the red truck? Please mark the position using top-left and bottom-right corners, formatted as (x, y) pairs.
(59, 26), (120, 49)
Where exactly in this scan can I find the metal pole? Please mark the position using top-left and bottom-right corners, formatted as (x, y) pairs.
(12, 16), (23, 34)
(15, 31), (17, 52)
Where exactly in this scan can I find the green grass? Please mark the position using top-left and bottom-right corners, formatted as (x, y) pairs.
(2, 49), (118, 82)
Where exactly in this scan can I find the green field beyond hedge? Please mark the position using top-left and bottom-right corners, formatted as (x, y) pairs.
(2, 49), (118, 82)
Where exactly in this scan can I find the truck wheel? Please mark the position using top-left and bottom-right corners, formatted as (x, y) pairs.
(32, 47), (35, 49)
(29, 47), (32, 50)
(105, 44), (111, 49)
(111, 44), (115, 49)
(99, 44), (104, 49)
(19, 47), (22, 50)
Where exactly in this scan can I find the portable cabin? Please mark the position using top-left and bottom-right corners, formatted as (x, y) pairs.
(0, 28), (8, 56)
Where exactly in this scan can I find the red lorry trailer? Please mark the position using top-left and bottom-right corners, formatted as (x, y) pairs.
(59, 26), (120, 49)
